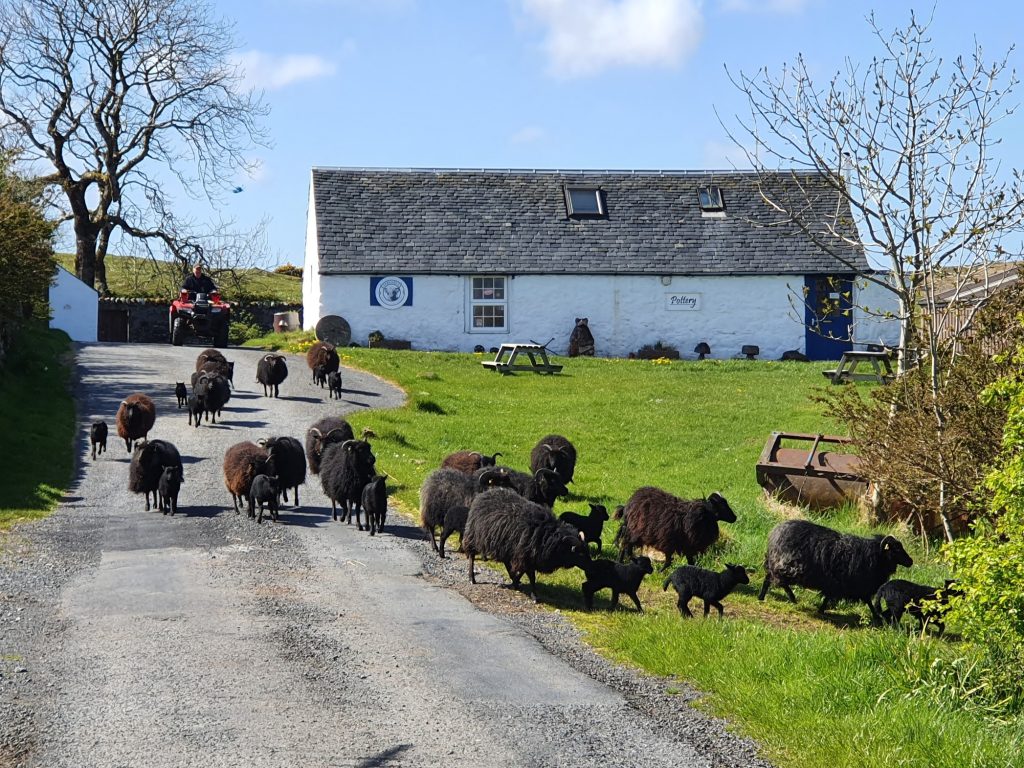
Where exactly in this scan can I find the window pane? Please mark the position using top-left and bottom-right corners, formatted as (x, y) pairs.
(473, 305), (505, 329)
(569, 188), (601, 215)
(698, 186), (723, 211)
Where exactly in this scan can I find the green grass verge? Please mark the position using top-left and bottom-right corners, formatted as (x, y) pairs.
(0, 323), (75, 530)
(56, 253), (301, 303)
(243, 331), (1022, 766)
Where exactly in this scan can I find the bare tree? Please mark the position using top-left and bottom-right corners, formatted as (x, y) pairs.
(0, 0), (268, 294)
(726, 10), (1024, 378)
(727, 11), (1024, 540)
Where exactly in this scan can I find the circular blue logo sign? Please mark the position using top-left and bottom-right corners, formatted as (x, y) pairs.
(374, 277), (409, 309)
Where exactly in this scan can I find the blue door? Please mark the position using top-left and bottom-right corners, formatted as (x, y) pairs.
(804, 275), (854, 361)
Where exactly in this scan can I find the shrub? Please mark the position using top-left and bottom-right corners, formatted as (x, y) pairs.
(229, 308), (265, 345)
(635, 341), (679, 360)
(274, 263), (302, 278)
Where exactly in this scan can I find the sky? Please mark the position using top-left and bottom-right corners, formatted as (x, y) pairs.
(131, 0), (1024, 268)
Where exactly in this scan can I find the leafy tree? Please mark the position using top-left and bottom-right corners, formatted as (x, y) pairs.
(0, 0), (268, 294)
(0, 149), (56, 356)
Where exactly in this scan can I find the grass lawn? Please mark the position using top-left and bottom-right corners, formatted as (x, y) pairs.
(247, 332), (1024, 768)
(0, 324), (75, 530)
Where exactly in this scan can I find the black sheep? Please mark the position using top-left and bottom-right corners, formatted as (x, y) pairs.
(187, 394), (205, 427)
(256, 353), (288, 397)
(305, 417), (355, 474)
(758, 519), (913, 620)
(361, 474), (388, 536)
(249, 474), (280, 523)
(313, 364), (328, 388)
(873, 579), (961, 637)
(320, 439), (376, 526)
(174, 382), (187, 408)
(440, 450), (502, 475)
(438, 505), (470, 559)
(488, 466), (568, 508)
(581, 555), (654, 612)
(157, 465), (183, 516)
(259, 436), (307, 507)
(327, 371), (343, 400)
(463, 487), (590, 603)
(198, 358), (235, 387)
(116, 393), (156, 452)
(128, 439), (183, 511)
(663, 563), (749, 618)
(529, 434), (577, 486)
(89, 420), (107, 460)
(559, 503), (609, 554)
(420, 468), (512, 554)
(193, 372), (230, 423)
(615, 488), (737, 570)
(223, 442), (270, 515)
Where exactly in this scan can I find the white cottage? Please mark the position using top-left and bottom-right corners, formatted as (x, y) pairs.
(303, 167), (898, 360)
(49, 264), (98, 342)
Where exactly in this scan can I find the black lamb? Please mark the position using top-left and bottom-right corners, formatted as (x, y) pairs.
(128, 439), (183, 511)
(758, 519), (913, 620)
(187, 394), (205, 427)
(89, 420), (107, 460)
(438, 505), (470, 559)
(175, 382), (187, 408)
(157, 465), (183, 516)
(223, 441), (270, 515)
(320, 439), (376, 527)
(259, 436), (307, 507)
(462, 487), (590, 603)
(615, 488), (737, 570)
(488, 466), (568, 508)
(581, 555), (654, 612)
(559, 503), (609, 554)
(873, 579), (961, 637)
(305, 417), (355, 474)
(328, 371), (343, 400)
(420, 468), (512, 554)
(529, 434), (577, 486)
(663, 563), (750, 618)
(361, 474), (388, 536)
(256, 353), (288, 397)
(248, 473), (280, 523)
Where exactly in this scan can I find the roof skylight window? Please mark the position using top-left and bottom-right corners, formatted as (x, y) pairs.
(565, 187), (605, 218)
(698, 185), (725, 212)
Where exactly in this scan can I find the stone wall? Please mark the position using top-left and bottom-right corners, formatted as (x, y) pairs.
(97, 298), (303, 343)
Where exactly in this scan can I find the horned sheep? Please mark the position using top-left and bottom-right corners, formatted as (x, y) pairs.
(305, 417), (355, 474)
(223, 441), (270, 515)
(529, 434), (577, 486)
(319, 439), (376, 527)
(259, 436), (307, 507)
(116, 393), (156, 452)
(419, 468), (511, 555)
(256, 354), (288, 397)
(128, 439), (182, 511)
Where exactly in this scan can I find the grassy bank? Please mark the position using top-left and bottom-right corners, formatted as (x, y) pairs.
(0, 324), (75, 529)
(244, 332), (1022, 767)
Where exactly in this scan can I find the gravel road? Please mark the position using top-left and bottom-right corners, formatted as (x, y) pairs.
(0, 343), (772, 768)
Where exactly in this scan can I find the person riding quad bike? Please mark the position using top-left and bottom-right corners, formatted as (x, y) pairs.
(169, 264), (231, 347)
(182, 264), (218, 296)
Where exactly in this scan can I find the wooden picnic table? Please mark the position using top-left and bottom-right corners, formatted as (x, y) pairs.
(480, 343), (563, 375)
(823, 350), (895, 385)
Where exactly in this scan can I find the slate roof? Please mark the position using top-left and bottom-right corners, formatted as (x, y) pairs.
(311, 168), (868, 276)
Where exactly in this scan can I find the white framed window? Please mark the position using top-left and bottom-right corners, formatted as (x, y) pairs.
(468, 276), (508, 332)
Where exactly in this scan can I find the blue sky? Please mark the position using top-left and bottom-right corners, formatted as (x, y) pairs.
(158, 0), (1024, 267)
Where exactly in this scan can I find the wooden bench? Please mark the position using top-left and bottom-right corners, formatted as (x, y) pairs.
(823, 350), (895, 385)
(481, 343), (563, 375)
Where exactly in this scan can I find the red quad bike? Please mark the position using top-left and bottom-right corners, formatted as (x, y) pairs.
(169, 289), (231, 347)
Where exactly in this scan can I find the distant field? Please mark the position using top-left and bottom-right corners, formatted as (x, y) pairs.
(56, 253), (301, 303)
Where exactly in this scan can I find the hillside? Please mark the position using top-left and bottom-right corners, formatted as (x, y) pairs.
(56, 253), (302, 304)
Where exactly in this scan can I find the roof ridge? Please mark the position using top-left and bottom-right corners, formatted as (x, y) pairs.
(311, 166), (818, 177)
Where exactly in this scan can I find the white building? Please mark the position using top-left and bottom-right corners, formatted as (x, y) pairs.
(303, 168), (899, 360)
(49, 264), (98, 342)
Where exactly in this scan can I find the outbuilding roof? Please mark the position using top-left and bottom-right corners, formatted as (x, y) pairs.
(310, 167), (868, 276)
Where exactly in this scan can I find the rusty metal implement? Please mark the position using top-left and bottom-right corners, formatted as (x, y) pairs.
(755, 432), (869, 509)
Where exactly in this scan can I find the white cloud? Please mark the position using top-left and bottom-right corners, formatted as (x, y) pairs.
(233, 51), (337, 91)
(719, 0), (810, 13)
(511, 125), (546, 144)
(520, 0), (704, 78)
(702, 139), (753, 169)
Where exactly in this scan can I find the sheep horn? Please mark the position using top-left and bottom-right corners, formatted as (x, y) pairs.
(309, 428), (322, 438)
(323, 428), (347, 440)
(880, 535), (898, 550)
(256, 438), (269, 447)
(263, 354), (276, 362)
(119, 400), (128, 408)
(469, 451), (482, 459)
(541, 443), (553, 451)
(340, 440), (357, 450)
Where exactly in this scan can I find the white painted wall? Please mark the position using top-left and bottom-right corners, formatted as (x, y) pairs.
(49, 265), (98, 342)
(309, 273), (821, 359)
(852, 274), (902, 347)
(302, 178), (322, 329)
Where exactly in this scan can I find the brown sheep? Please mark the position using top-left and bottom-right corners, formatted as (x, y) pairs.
(440, 450), (502, 475)
(223, 441), (270, 515)
(115, 393), (156, 452)
(614, 487), (736, 570)
(194, 348), (227, 371)
(306, 341), (340, 378)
